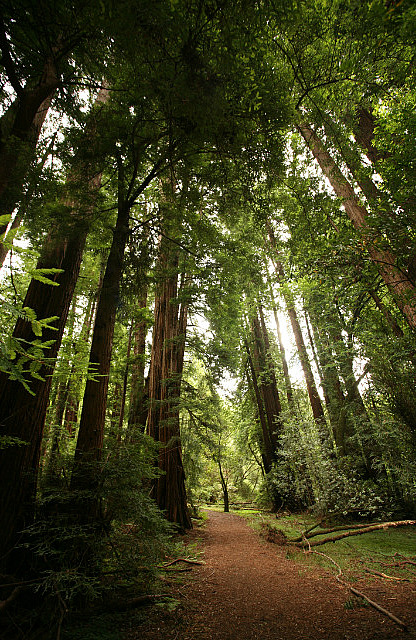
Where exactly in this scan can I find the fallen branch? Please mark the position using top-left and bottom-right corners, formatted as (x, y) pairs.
(291, 522), (376, 543)
(306, 548), (409, 632)
(295, 520), (416, 548)
(349, 586), (408, 631)
(364, 568), (409, 582)
(161, 558), (204, 567)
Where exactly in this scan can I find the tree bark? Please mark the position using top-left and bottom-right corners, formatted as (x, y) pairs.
(146, 232), (192, 531)
(70, 197), (131, 520)
(0, 56), (58, 206)
(249, 309), (281, 459)
(268, 281), (294, 405)
(244, 338), (274, 474)
(218, 459), (229, 513)
(127, 289), (150, 436)
(0, 90), (109, 566)
(0, 229), (88, 566)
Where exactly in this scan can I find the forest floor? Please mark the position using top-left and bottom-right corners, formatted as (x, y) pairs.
(124, 510), (416, 640)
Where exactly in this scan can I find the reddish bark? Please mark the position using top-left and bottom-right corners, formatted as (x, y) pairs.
(71, 199), (130, 499)
(0, 90), (109, 563)
(146, 236), (192, 531)
(0, 229), (88, 563)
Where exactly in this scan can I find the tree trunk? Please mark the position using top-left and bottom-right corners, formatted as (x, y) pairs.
(267, 225), (326, 424)
(0, 229), (88, 566)
(244, 338), (274, 474)
(70, 198), (131, 521)
(298, 123), (416, 329)
(268, 280), (294, 405)
(250, 309), (281, 456)
(127, 289), (150, 436)
(218, 459), (229, 513)
(146, 234), (192, 531)
(0, 90), (109, 566)
(306, 307), (351, 455)
(0, 57), (58, 206)
(353, 107), (390, 166)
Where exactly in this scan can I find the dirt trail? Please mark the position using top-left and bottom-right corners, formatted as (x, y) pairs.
(129, 511), (416, 640)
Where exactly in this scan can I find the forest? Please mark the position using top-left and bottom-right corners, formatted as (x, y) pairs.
(0, 0), (415, 638)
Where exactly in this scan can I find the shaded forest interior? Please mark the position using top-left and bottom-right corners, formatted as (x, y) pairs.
(0, 0), (416, 638)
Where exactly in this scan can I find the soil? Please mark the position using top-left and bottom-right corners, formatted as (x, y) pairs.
(125, 510), (416, 640)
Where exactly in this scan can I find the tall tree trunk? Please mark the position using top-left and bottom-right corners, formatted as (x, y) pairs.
(146, 235), (192, 531)
(322, 116), (416, 288)
(218, 459), (229, 513)
(70, 197), (130, 522)
(0, 229), (88, 566)
(244, 338), (274, 474)
(0, 90), (109, 566)
(0, 122), (57, 268)
(0, 56), (58, 207)
(297, 123), (416, 329)
(267, 278), (294, 405)
(267, 224), (326, 424)
(306, 307), (350, 455)
(127, 290), (150, 436)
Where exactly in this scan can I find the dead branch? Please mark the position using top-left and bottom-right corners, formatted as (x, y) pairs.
(349, 586), (408, 631)
(295, 520), (416, 548)
(364, 568), (409, 582)
(291, 522), (376, 543)
(306, 549), (409, 632)
(161, 558), (204, 567)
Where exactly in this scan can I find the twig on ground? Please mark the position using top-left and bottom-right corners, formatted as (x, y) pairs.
(364, 568), (409, 582)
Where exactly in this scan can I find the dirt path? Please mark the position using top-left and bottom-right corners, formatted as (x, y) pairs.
(128, 511), (416, 639)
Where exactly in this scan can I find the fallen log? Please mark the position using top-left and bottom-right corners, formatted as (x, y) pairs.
(295, 520), (416, 548)
(291, 522), (378, 543)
